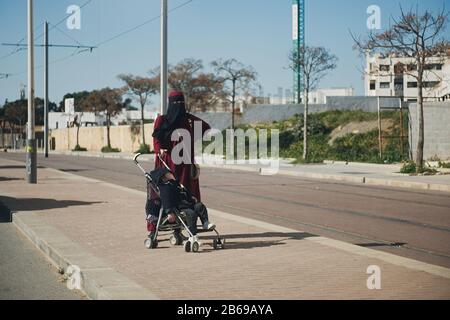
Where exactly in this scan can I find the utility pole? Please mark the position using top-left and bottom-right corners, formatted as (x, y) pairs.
(44, 21), (49, 158)
(27, 0), (37, 184)
(161, 0), (168, 115)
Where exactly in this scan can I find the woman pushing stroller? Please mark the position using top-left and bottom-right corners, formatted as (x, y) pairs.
(146, 91), (215, 239)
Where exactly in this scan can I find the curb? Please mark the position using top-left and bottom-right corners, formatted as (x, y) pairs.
(11, 210), (158, 300)
(5, 150), (450, 193)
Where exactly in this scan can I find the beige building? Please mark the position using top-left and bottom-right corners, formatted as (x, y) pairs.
(365, 52), (450, 102)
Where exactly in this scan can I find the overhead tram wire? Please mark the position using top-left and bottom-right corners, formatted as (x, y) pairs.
(94, 0), (194, 47)
(2, 0), (195, 79)
(0, 0), (93, 62)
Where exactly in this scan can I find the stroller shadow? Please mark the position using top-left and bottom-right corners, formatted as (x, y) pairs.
(201, 232), (317, 251)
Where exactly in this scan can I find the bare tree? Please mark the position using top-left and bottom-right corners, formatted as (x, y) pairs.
(82, 88), (123, 150)
(151, 59), (225, 113)
(211, 59), (258, 129)
(118, 74), (158, 146)
(288, 46), (338, 161)
(168, 58), (203, 108)
(352, 6), (450, 172)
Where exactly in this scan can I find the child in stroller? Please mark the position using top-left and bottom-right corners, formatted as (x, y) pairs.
(134, 154), (225, 253)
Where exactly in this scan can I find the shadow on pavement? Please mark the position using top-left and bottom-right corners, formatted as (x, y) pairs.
(59, 169), (91, 173)
(0, 177), (23, 182)
(0, 165), (45, 170)
(0, 196), (103, 213)
(202, 232), (317, 251)
(0, 201), (12, 223)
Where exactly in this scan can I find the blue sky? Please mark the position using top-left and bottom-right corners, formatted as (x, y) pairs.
(0, 0), (448, 111)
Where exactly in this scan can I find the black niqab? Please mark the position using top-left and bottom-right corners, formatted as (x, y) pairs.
(152, 93), (187, 149)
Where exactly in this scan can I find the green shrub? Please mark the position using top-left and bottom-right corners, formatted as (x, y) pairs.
(400, 161), (439, 174)
(101, 146), (121, 153)
(400, 161), (417, 174)
(439, 161), (450, 169)
(135, 144), (153, 154)
(72, 145), (87, 152)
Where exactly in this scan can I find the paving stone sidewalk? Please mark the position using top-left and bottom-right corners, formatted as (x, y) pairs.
(1, 158), (449, 299)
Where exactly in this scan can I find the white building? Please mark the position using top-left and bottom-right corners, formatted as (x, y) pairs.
(307, 87), (355, 104)
(365, 52), (450, 102)
(49, 109), (156, 130)
(255, 87), (354, 105)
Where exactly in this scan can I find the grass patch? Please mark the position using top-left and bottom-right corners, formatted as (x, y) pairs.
(135, 144), (153, 154)
(203, 110), (410, 164)
(400, 161), (439, 175)
(72, 145), (87, 152)
(101, 146), (121, 153)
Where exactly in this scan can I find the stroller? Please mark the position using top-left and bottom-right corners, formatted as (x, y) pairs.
(133, 153), (225, 253)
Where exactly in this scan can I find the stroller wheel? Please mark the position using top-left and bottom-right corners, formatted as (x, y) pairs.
(192, 241), (200, 253)
(213, 238), (225, 250)
(184, 241), (191, 253)
(170, 233), (184, 246)
(145, 238), (158, 250)
(144, 238), (152, 249)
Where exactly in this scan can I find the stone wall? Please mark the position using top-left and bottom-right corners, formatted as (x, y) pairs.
(50, 123), (154, 153)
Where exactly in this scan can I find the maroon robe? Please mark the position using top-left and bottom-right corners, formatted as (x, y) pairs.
(152, 113), (211, 202)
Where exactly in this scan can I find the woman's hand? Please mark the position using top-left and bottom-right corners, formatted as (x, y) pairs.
(167, 213), (177, 224)
(160, 149), (168, 156)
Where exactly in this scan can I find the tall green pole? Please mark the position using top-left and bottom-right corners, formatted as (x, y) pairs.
(292, 0), (305, 104)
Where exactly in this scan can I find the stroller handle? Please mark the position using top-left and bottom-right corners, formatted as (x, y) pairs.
(134, 153), (142, 163)
(133, 153), (148, 176)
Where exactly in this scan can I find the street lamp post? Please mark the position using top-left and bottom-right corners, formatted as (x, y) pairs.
(44, 21), (49, 158)
(161, 0), (168, 115)
(27, 0), (37, 183)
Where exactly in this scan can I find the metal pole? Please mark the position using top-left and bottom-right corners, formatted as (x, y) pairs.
(377, 96), (382, 160)
(26, 0), (37, 183)
(44, 21), (49, 158)
(399, 98), (404, 160)
(161, 0), (168, 115)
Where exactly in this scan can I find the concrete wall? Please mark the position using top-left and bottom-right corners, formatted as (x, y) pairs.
(194, 96), (405, 130)
(409, 102), (450, 161)
(50, 123), (154, 153)
(193, 112), (234, 131)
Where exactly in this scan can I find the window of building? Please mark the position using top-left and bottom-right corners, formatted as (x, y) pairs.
(423, 81), (440, 88)
(424, 64), (443, 71)
(379, 65), (390, 72)
(407, 82), (418, 88)
(379, 82), (390, 89)
(370, 81), (376, 90)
